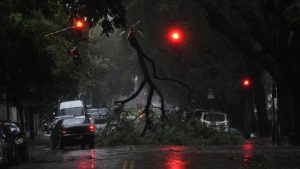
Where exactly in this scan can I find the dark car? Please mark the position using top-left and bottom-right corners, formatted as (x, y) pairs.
(2, 122), (29, 162)
(0, 126), (9, 168)
(86, 108), (107, 124)
(50, 116), (95, 149)
(0, 122), (17, 165)
(49, 115), (74, 133)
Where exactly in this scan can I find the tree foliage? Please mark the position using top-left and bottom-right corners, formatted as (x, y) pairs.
(0, 0), (127, 120)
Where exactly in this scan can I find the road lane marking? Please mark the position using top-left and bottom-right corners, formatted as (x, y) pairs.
(122, 160), (135, 169)
(129, 145), (134, 151)
(130, 160), (135, 169)
(122, 160), (129, 169)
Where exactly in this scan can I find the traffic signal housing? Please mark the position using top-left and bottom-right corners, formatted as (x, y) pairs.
(73, 18), (86, 37)
(168, 28), (183, 45)
(241, 77), (252, 90)
(73, 18), (85, 30)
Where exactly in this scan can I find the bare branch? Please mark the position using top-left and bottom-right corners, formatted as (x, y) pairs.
(114, 79), (146, 104)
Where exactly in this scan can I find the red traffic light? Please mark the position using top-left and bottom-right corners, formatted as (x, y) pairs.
(241, 77), (252, 89)
(168, 29), (183, 43)
(73, 18), (85, 30)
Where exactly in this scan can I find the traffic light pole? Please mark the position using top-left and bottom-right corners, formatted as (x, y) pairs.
(244, 89), (251, 138)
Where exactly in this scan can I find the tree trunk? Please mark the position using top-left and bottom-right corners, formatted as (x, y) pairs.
(29, 106), (35, 140)
(252, 67), (270, 137)
(6, 101), (10, 121)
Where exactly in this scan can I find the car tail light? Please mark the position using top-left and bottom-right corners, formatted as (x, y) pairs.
(61, 128), (67, 135)
(89, 125), (95, 132)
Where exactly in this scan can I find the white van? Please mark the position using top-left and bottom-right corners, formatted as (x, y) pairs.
(58, 100), (84, 117)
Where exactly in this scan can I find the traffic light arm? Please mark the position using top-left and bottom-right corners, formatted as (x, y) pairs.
(44, 26), (74, 37)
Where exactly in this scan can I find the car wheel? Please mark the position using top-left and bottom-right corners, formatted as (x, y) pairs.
(50, 138), (56, 149)
(58, 138), (64, 149)
(8, 146), (17, 165)
(88, 140), (94, 149)
(80, 143), (86, 149)
(1, 149), (9, 169)
(20, 143), (29, 161)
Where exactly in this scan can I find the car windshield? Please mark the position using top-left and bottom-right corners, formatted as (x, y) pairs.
(62, 118), (90, 126)
(53, 116), (70, 124)
(204, 113), (225, 122)
(98, 108), (107, 115)
(87, 108), (107, 116)
(60, 107), (83, 116)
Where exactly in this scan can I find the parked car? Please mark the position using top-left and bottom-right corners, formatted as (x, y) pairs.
(0, 125), (9, 168)
(2, 122), (29, 162)
(0, 122), (17, 165)
(200, 112), (229, 132)
(50, 116), (95, 149)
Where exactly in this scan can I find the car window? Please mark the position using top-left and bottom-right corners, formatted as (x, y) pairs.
(53, 118), (62, 124)
(98, 108), (107, 115)
(87, 108), (107, 116)
(62, 118), (90, 126)
(54, 120), (63, 129)
(203, 113), (225, 122)
(60, 107), (83, 116)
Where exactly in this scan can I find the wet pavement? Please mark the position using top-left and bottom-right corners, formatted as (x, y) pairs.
(9, 133), (300, 169)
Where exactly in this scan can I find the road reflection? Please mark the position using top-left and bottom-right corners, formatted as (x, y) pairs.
(161, 146), (187, 169)
(77, 149), (96, 169)
(242, 141), (254, 162)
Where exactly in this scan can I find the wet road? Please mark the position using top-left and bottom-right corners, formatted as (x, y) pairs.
(9, 133), (300, 169)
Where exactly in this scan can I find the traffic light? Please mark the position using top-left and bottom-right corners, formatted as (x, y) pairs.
(168, 29), (183, 44)
(241, 77), (252, 89)
(73, 18), (85, 30)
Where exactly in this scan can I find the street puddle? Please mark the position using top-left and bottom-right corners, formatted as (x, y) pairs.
(161, 146), (187, 169)
(242, 141), (254, 162)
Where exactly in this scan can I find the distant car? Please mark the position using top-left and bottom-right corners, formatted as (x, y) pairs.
(86, 108), (109, 132)
(0, 126), (9, 168)
(200, 112), (229, 132)
(86, 108), (107, 124)
(2, 122), (29, 162)
(50, 116), (95, 149)
(58, 100), (85, 117)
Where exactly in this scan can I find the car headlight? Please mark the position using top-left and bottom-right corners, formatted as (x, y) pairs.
(15, 138), (24, 144)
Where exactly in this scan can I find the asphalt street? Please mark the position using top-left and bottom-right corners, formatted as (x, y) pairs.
(8, 132), (300, 169)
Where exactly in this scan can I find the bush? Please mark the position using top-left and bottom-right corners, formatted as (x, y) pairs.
(95, 121), (140, 147)
(95, 115), (243, 147)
